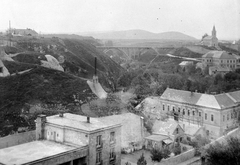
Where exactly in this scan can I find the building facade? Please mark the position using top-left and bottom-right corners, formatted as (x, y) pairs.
(0, 113), (121, 165)
(202, 51), (240, 70)
(157, 88), (240, 139)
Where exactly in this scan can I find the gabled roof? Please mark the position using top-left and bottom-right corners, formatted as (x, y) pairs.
(202, 51), (237, 59)
(196, 94), (221, 109)
(160, 88), (202, 105)
(152, 118), (183, 136)
(227, 91), (240, 103)
(160, 88), (240, 110)
(202, 36), (213, 40)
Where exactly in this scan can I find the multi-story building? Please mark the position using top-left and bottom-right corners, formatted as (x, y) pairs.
(0, 113), (121, 165)
(202, 50), (240, 70)
(157, 88), (240, 139)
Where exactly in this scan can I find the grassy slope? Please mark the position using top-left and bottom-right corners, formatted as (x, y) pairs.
(0, 37), (124, 136)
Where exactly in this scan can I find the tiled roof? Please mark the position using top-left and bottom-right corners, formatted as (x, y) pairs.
(160, 88), (240, 109)
(202, 51), (237, 59)
(178, 122), (203, 136)
(152, 118), (182, 136)
(160, 88), (202, 105)
(227, 91), (240, 103)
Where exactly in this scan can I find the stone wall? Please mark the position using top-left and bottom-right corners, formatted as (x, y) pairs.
(0, 130), (36, 149)
(154, 149), (196, 165)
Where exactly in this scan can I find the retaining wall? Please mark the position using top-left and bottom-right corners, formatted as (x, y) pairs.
(0, 130), (36, 149)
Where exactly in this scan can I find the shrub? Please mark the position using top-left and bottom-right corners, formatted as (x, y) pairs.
(150, 148), (170, 162)
(172, 144), (181, 156)
(137, 153), (147, 165)
(150, 148), (163, 162)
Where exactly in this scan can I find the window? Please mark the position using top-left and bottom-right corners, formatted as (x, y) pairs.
(227, 114), (229, 120)
(178, 107), (181, 113)
(96, 151), (102, 164)
(176, 128), (179, 134)
(173, 107), (175, 112)
(110, 148), (115, 160)
(167, 105), (170, 111)
(0, 67), (2, 73)
(110, 132), (115, 143)
(231, 112), (233, 119)
(205, 113), (207, 120)
(188, 110), (190, 116)
(223, 115), (225, 122)
(199, 112), (201, 117)
(163, 105), (165, 111)
(192, 111), (195, 116)
(211, 114), (214, 121)
(183, 109), (185, 115)
(96, 135), (102, 147)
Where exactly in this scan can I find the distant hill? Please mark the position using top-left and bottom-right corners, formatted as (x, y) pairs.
(79, 29), (197, 40)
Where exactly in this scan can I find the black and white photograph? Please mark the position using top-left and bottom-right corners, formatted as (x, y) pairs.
(0, 0), (239, 164)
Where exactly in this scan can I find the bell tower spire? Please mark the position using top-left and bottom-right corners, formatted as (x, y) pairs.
(212, 25), (216, 38)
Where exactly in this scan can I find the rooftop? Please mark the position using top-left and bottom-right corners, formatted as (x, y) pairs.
(179, 61), (193, 66)
(152, 118), (182, 136)
(209, 65), (231, 72)
(145, 134), (170, 142)
(202, 51), (237, 59)
(0, 140), (85, 165)
(46, 113), (121, 132)
(160, 88), (240, 109)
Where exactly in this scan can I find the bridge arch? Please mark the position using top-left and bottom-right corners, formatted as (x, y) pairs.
(103, 48), (130, 59)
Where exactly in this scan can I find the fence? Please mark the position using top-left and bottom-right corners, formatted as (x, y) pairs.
(0, 130), (36, 149)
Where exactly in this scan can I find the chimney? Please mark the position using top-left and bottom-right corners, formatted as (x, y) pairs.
(87, 116), (90, 123)
(94, 57), (97, 76)
(36, 114), (46, 140)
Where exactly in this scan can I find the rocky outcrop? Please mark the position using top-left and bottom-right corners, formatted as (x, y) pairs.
(41, 55), (64, 72)
(0, 60), (10, 77)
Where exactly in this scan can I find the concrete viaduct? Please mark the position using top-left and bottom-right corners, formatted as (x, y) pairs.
(96, 46), (173, 59)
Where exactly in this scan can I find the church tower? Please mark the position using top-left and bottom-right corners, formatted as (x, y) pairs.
(212, 25), (216, 38)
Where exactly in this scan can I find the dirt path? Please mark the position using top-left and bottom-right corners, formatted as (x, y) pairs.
(81, 103), (98, 117)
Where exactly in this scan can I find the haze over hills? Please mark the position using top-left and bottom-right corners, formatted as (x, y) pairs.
(79, 29), (197, 40)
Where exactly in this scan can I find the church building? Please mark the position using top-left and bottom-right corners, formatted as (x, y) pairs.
(201, 26), (218, 47)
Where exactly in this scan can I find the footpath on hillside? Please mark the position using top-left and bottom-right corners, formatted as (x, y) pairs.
(81, 103), (97, 117)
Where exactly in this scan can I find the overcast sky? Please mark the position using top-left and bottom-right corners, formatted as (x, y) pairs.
(1, 0), (240, 40)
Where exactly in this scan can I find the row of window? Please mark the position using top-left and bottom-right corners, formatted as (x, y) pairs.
(96, 132), (115, 146)
(163, 104), (214, 122)
(222, 111), (237, 122)
(163, 105), (201, 117)
(96, 132), (116, 164)
(203, 59), (236, 63)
